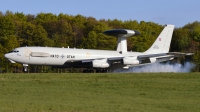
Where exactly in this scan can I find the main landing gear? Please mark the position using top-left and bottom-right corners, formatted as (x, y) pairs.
(23, 64), (28, 72)
(96, 69), (108, 73)
(82, 69), (108, 73)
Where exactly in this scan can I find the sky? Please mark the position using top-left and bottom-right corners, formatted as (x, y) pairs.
(0, 0), (200, 27)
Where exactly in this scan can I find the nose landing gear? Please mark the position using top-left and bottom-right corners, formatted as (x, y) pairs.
(23, 64), (28, 72)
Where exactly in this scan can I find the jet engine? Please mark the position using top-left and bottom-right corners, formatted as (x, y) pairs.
(149, 57), (156, 63)
(92, 59), (110, 68)
(123, 57), (140, 65)
(123, 57), (157, 65)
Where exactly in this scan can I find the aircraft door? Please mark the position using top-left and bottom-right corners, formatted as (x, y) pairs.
(24, 48), (31, 61)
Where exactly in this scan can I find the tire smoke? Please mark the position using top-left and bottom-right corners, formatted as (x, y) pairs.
(114, 62), (195, 73)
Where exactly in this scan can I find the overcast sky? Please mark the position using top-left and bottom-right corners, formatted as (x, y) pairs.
(1, 0), (200, 27)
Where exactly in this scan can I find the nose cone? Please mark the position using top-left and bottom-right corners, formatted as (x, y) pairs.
(4, 53), (9, 59)
(4, 53), (16, 63)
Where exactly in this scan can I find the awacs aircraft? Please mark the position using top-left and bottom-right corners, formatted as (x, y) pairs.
(4, 24), (192, 72)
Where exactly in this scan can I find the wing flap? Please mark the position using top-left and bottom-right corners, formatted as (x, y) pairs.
(65, 58), (105, 63)
(137, 53), (167, 59)
(108, 57), (123, 61)
(65, 57), (124, 64)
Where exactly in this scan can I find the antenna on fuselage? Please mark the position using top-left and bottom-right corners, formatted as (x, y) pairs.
(103, 29), (140, 53)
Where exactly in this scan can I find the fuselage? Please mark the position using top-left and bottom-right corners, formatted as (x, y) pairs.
(4, 46), (144, 66)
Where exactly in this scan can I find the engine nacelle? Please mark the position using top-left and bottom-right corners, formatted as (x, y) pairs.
(123, 57), (140, 65)
(149, 57), (156, 63)
(92, 59), (110, 68)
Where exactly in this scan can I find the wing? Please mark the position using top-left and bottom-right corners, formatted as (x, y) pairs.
(64, 52), (193, 63)
(61, 52), (193, 69)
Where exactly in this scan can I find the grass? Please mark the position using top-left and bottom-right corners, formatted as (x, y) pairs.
(0, 73), (200, 112)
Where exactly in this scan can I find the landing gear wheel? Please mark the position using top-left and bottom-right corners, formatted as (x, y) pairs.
(23, 64), (29, 73)
(23, 66), (28, 72)
(96, 69), (108, 73)
(83, 69), (94, 73)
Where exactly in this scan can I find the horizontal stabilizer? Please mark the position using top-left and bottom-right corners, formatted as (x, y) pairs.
(167, 52), (194, 57)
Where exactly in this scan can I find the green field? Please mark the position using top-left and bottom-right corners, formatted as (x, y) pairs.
(0, 73), (200, 112)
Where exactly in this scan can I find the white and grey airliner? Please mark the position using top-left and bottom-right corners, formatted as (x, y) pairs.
(4, 24), (192, 72)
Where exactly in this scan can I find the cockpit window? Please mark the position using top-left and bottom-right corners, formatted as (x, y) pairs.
(9, 49), (19, 53)
(8, 50), (14, 53)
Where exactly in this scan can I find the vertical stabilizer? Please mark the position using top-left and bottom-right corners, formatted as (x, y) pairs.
(144, 24), (175, 54)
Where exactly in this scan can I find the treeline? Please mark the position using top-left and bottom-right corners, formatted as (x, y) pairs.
(0, 11), (199, 73)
